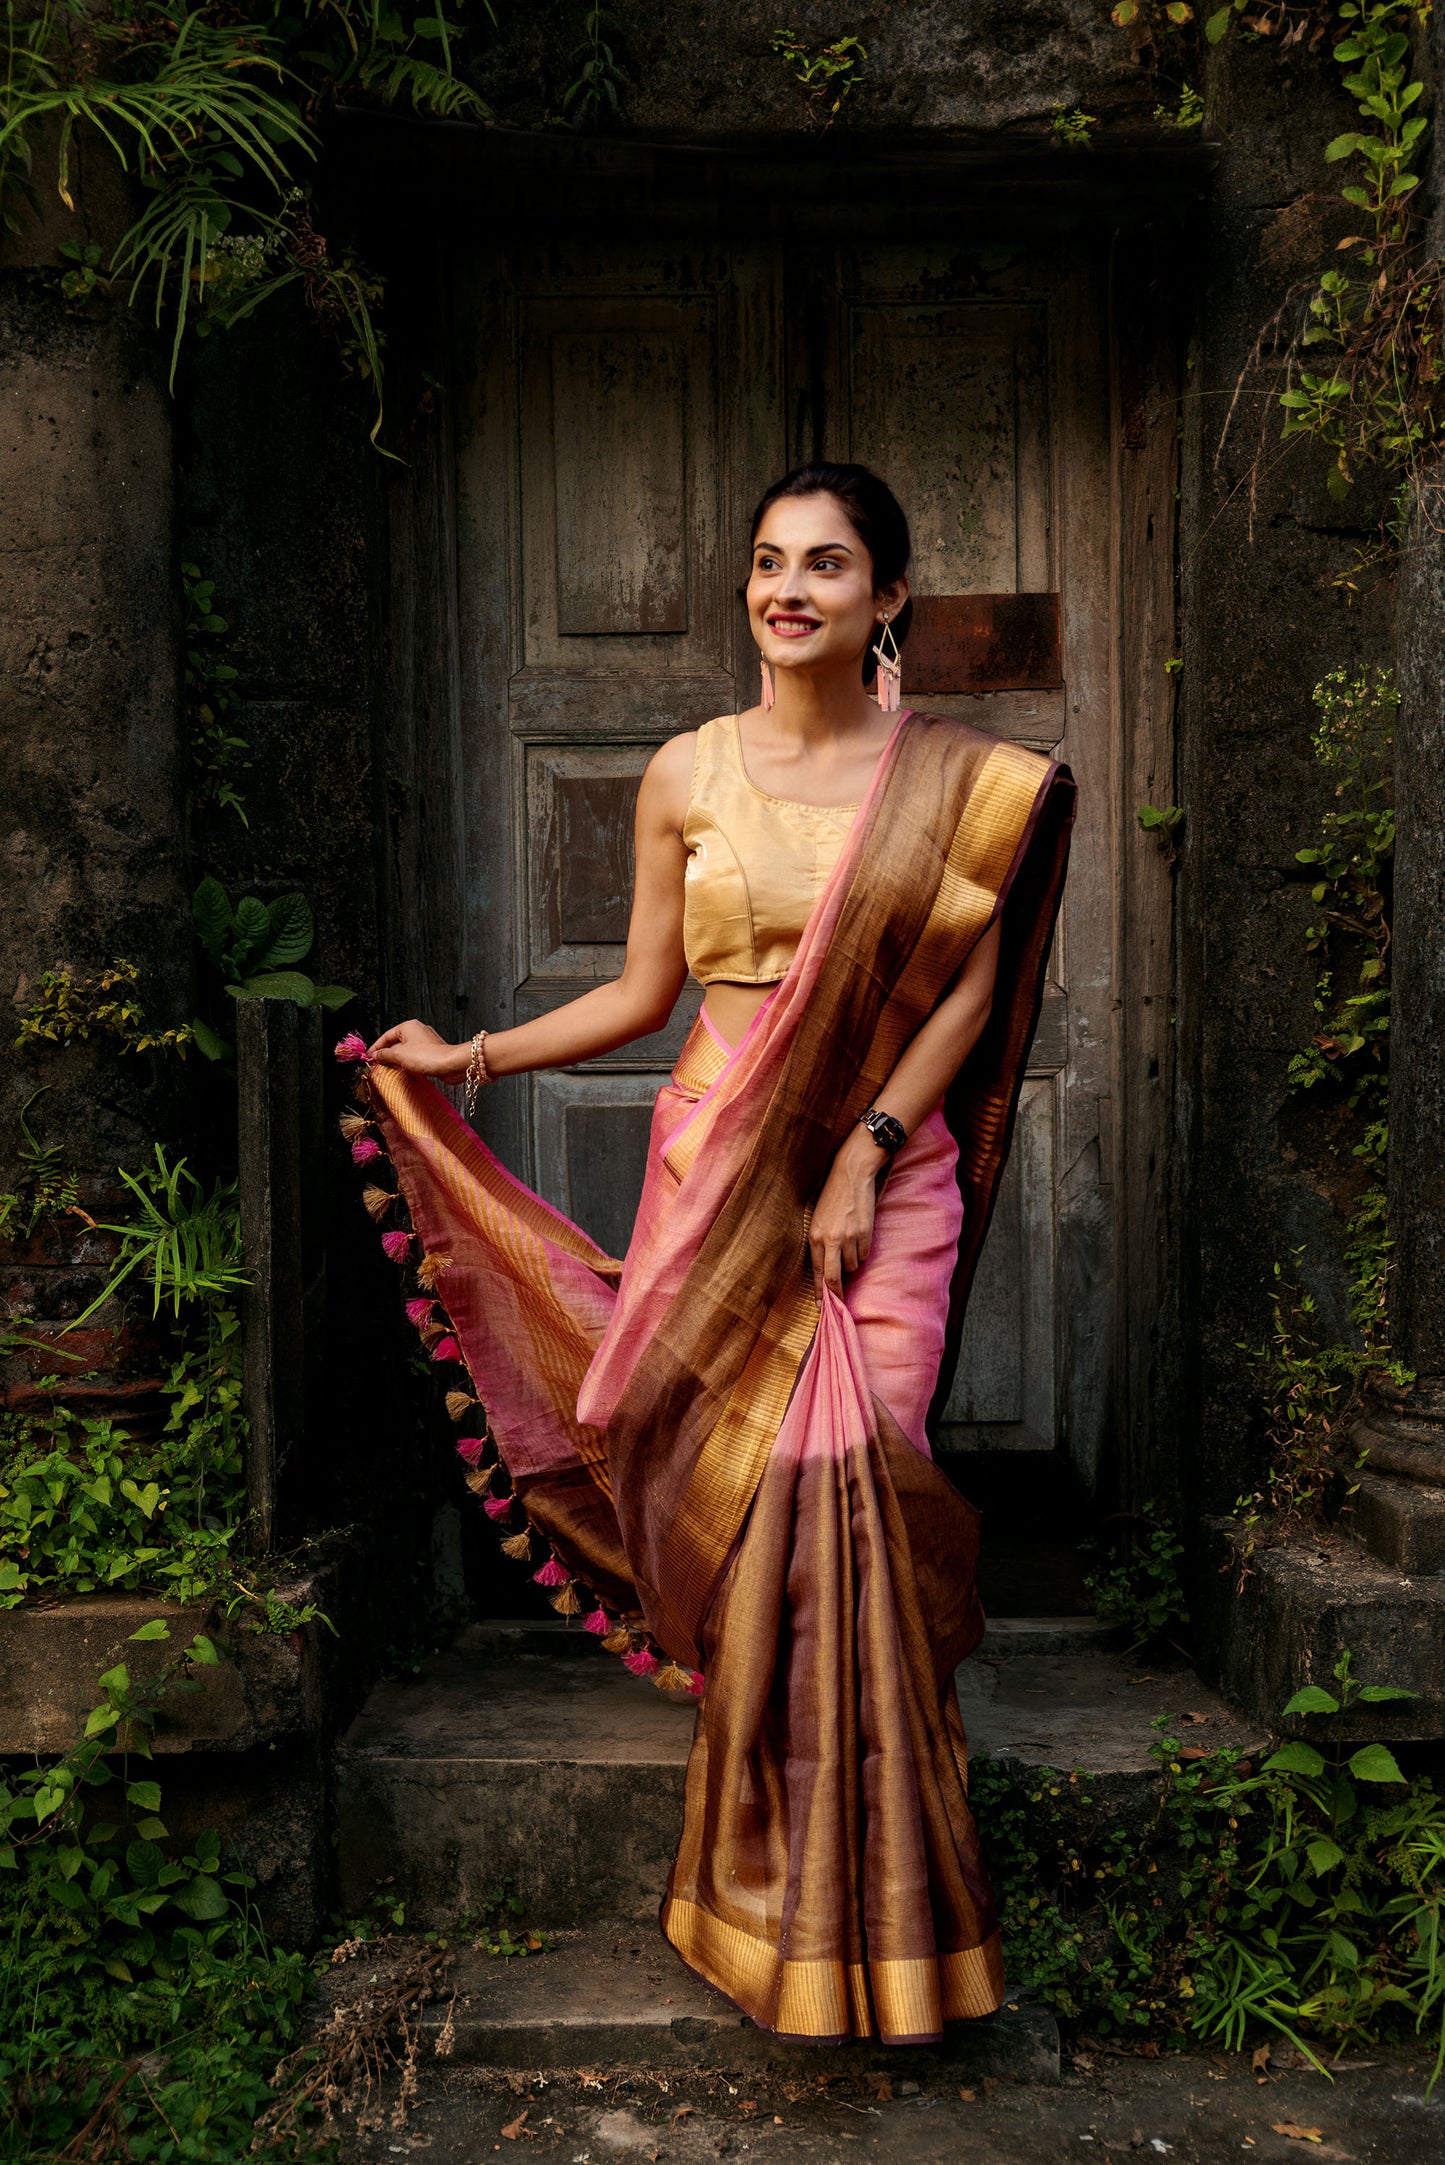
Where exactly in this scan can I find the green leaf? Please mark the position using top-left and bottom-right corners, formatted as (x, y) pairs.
(126, 1781), (163, 1811)
(1356, 1683), (1418, 1703)
(128, 1617), (171, 1642)
(1281, 1685), (1340, 1716)
(233, 971), (317, 1003)
(310, 984), (356, 1012)
(1264, 1741), (1326, 1778)
(134, 1816), (169, 1839)
(170, 1873), (228, 1920)
(83, 1705), (120, 1739)
(188, 1634), (222, 1666)
(1205, 4), (1231, 38)
(256, 892), (314, 971)
(192, 876), (233, 967)
(190, 1014), (232, 1064)
(1305, 1836), (1345, 1874)
(1347, 1743), (1405, 1783)
(103, 1958), (134, 1982)
(1325, 131), (1367, 161)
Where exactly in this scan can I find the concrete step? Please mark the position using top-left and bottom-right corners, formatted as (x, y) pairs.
(335, 1619), (1251, 1929)
(413, 1926), (1060, 2083)
(1344, 1468), (1445, 1574)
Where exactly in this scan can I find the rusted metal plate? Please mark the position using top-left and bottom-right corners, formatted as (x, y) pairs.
(905, 593), (1062, 694)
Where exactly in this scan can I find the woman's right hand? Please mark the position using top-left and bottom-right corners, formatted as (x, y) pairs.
(366, 1018), (467, 1079)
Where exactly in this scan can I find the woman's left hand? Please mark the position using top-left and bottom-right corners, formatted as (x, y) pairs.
(808, 1133), (887, 1297)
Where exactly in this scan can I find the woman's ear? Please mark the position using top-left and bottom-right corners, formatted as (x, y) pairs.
(876, 575), (910, 618)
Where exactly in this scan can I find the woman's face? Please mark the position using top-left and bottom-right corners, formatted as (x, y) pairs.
(746, 493), (908, 682)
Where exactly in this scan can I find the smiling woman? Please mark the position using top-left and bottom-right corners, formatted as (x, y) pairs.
(351, 461), (1076, 2044)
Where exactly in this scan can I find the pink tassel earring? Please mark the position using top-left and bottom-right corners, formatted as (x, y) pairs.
(759, 658), (775, 711)
(871, 614), (902, 712)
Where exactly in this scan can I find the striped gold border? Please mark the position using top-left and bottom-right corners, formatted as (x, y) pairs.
(663, 1896), (1005, 2040)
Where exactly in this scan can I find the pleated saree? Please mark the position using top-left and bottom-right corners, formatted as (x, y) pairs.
(342, 711), (1075, 2044)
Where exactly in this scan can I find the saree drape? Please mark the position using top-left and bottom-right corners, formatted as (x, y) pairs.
(344, 711), (1075, 2044)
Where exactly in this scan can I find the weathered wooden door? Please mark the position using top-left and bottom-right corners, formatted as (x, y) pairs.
(450, 233), (1137, 1491)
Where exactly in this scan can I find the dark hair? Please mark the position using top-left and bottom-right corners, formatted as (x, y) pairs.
(747, 462), (913, 684)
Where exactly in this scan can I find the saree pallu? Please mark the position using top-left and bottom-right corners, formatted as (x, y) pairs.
(347, 712), (1075, 2044)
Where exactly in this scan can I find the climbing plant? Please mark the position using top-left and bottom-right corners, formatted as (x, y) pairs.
(0, 0), (495, 439)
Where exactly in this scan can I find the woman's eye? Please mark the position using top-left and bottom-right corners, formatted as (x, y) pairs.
(812, 557), (840, 571)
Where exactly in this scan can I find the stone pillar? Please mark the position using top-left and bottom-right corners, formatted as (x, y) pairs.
(1345, 513), (1445, 1572)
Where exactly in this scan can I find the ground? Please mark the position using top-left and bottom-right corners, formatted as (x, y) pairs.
(335, 2050), (1445, 2165)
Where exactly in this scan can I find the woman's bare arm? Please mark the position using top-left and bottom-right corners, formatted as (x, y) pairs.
(808, 916), (1001, 1294)
(367, 736), (695, 1081)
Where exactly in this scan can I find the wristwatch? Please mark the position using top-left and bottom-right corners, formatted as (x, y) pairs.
(859, 1106), (908, 1156)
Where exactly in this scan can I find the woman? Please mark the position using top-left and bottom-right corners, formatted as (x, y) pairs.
(347, 463), (1075, 2045)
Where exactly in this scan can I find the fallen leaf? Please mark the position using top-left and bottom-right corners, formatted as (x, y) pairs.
(1271, 2126), (1324, 2144)
(1251, 2045), (1271, 2075)
(501, 2111), (528, 2141)
(957, 2087), (976, 2102)
(873, 2082), (892, 2102)
(1183, 1710), (1210, 1723)
(671, 2107), (693, 2127)
(1210, 2055), (1230, 2072)
(1139, 2041), (1160, 2059)
(739, 2100), (757, 2117)
(982, 2077), (999, 2096)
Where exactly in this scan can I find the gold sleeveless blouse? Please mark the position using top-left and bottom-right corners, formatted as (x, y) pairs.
(682, 714), (858, 986)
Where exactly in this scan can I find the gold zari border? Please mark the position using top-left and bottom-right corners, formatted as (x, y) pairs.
(663, 1897), (1005, 2041)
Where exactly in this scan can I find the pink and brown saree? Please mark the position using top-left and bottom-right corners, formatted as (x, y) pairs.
(342, 711), (1075, 2044)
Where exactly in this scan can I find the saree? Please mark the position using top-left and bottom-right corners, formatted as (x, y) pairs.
(340, 711), (1075, 2044)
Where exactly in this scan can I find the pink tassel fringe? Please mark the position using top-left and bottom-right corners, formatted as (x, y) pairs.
(688, 1669), (705, 1696)
(483, 1494), (512, 1522)
(455, 1435), (487, 1467)
(351, 1136), (382, 1165)
(381, 1229), (411, 1264)
(532, 1559), (569, 1589)
(335, 1032), (368, 1063)
(405, 1297), (434, 1327)
(583, 1608), (611, 1635)
(623, 1648), (659, 1678)
(431, 1335), (461, 1363)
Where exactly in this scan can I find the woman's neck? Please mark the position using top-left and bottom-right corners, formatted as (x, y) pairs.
(765, 663), (886, 742)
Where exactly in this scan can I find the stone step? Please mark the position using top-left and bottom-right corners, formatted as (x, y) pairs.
(1344, 1468), (1445, 1575)
(412, 1926), (1060, 2084)
(334, 1620), (1250, 1929)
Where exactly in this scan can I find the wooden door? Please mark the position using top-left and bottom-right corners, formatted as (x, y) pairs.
(451, 234), (1124, 1488)
(792, 242), (1116, 1474)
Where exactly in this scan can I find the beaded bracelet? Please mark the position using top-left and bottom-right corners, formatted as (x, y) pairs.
(463, 1030), (491, 1120)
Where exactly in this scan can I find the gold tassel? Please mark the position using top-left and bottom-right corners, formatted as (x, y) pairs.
(420, 1320), (450, 1351)
(361, 1184), (394, 1222)
(550, 1582), (582, 1617)
(339, 1110), (371, 1142)
(601, 1626), (633, 1655)
(464, 1465), (496, 1497)
(445, 1390), (477, 1422)
(652, 1662), (690, 1693)
(416, 1252), (453, 1291)
(353, 1073), (372, 1106)
(500, 1529), (532, 1562)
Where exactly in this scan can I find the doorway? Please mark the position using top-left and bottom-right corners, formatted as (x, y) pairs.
(392, 216), (1176, 1604)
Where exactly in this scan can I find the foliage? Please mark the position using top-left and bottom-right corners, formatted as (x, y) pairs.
(1287, 665), (1396, 1138)
(13, 959), (193, 1059)
(563, 6), (625, 128)
(1, 1299), (246, 1610)
(185, 562), (249, 828)
(464, 1879), (551, 1959)
(193, 877), (355, 1020)
(0, 0), (495, 443)
(1051, 104), (1099, 147)
(66, 1144), (248, 1329)
(1153, 80), (1205, 126)
(978, 1652), (1445, 2087)
(0, 1089), (78, 1245)
(769, 27), (867, 126)
(1083, 1501), (1191, 1656)
(1216, 0), (1443, 539)
(0, 1631), (329, 2162)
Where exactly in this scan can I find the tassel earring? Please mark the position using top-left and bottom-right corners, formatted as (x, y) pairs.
(871, 615), (902, 712)
(759, 658), (775, 711)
